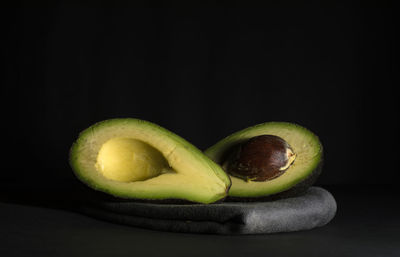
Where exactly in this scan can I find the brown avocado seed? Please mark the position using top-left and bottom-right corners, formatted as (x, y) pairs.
(224, 135), (296, 182)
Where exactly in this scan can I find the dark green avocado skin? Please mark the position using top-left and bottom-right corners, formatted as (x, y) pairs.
(226, 157), (323, 202)
(78, 180), (231, 205)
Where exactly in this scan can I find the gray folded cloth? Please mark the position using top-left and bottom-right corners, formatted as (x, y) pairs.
(80, 187), (336, 234)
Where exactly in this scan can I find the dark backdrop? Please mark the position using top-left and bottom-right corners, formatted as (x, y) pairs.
(2, 4), (396, 187)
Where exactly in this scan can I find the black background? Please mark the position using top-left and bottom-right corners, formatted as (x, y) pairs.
(2, 4), (396, 186)
(1, 3), (398, 257)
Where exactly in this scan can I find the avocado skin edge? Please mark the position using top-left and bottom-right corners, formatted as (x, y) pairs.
(78, 180), (231, 205)
(226, 156), (323, 202)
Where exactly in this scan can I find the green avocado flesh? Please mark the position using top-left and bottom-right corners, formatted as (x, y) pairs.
(205, 122), (322, 198)
(70, 119), (231, 204)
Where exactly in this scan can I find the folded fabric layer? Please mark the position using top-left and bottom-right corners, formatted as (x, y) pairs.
(79, 187), (336, 234)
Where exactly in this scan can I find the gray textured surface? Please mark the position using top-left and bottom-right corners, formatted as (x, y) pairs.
(80, 187), (336, 234)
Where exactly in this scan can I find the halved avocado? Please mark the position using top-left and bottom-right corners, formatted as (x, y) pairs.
(205, 122), (323, 200)
(70, 118), (231, 204)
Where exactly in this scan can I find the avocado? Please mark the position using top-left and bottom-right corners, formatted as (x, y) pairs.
(70, 118), (231, 204)
(205, 122), (323, 200)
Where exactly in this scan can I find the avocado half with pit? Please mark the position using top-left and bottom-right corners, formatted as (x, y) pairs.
(69, 118), (231, 204)
(205, 122), (323, 200)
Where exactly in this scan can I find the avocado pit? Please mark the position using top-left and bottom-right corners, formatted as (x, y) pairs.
(224, 135), (296, 182)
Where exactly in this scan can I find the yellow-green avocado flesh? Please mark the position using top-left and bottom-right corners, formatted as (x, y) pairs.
(205, 122), (322, 198)
(70, 118), (231, 204)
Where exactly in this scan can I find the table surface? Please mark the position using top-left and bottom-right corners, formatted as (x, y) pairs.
(1, 183), (399, 257)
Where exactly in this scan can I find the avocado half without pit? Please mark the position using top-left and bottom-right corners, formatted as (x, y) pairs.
(205, 122), (323, 200)
(69, 119), (231, 204)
